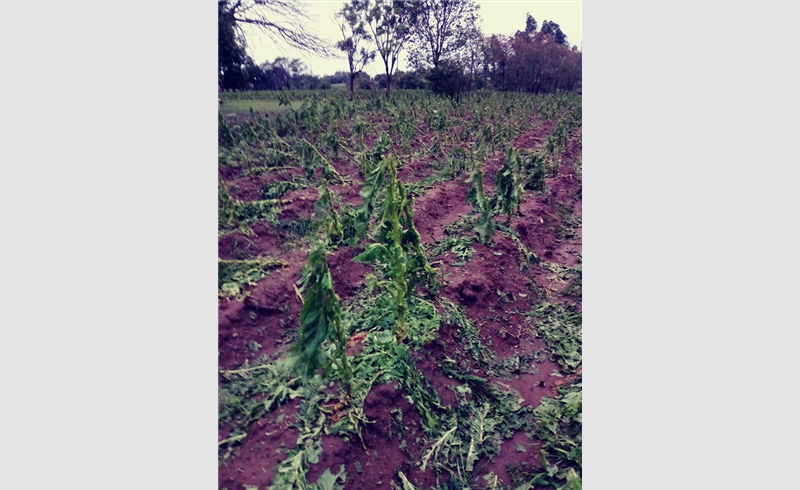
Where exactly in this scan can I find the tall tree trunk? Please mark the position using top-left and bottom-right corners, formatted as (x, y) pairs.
(470, 51), (475, 91)
(384, 56), (394, 95)
(349, 72), (355, 101)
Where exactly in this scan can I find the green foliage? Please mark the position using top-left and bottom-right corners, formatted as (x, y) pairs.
(268, 382), (327, 490)
(359, 131), (392, 176)
(315, 181), (345, 245)
(354, 241), (409, 342)
(218, 174), (238, 227)
(218, 258), (285, 299)
(353, 155), (438, 342)
(439, 299), (494, 369)
(397, 471), (419, 490)
(262, 180), (307, 200)
(493, 147), (525, 223)
(275, 218), (318, 248)
(426, 108), (448, 132)
(447, 146), (468, 178)
(219, 358), (301, 447)
(352, 114), (369, 148)
(427, 60), (469, 100)
(277, 91), (292, 107)
(465, 403), (496, 472)
(322, 126), (341, 158)
(218, 1), (251, 90)
(404, 172), (450, 198)
(234, 199), (283, 225)
(344, 283), (440, 349)
(482, 124), (496, 150)
(353, 155), (387, 241)
(311, 466), (347, 490)
(296, 138), (344, 183)
(430, 235), (475, 265)
(291, 244), (353, 394)
(494, 222), (541, 270)
(324, 317), (444, 438)
(465, 159), (494, 243)
(527, 303), (582, 373)
(219, 111), (235, 147)
(526, 380), (582, 488)
(417, 374), (533, 485)
(520, 151), (547, 192)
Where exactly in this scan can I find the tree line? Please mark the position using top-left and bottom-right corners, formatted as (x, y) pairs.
(219, 0), (581, 96)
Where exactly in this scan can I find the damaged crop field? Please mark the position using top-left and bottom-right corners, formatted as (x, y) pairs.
(218, 89), (582, 490)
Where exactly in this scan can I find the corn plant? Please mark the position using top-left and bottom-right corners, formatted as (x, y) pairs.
(358, 153), (437, 289)
(429, 138), (443, 158)
(353, 155), (437, 343)
(465, 159), (494, 243)
(353, 156), (411, 342)
(218, 111), (235, 147)
(492, 147), (524, 223)
(358, 131), (391, 177)
(218, 174), (237, 228)
(448, 147), (468, 178)
(322, 126), (341, 158)
(315, 180), (344, 245)
(482, 124), (495, 151)
(298, 100), (322, 134)
(390, 181), (438, 292)
(296, 138), (343, 184)
(354, 242), (409, 343)
(291, 243), (353, 396)
(352, 114), (368, 149)
(521, 151), (547, 192)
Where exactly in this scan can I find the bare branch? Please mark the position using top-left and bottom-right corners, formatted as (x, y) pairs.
(228, 0), (334, 57)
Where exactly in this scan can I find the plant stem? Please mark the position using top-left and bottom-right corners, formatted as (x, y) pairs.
(388, 161), (409, 343)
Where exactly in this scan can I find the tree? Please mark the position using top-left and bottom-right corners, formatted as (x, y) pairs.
(483, 29), (581, 93)
(541, 20), (568, 45)
(409, 0), (480, 69)
(265, 57), (291, 89)
(222, 0), (331, 55)
(288, 58), (306, 78)
(451, 25), (485, 90)
(364, 0), (420, 95)
(525, 13), (538, 34)
(427, 60), (468, 99)
(485, 34), (510, 90)
(219, 1), (251, 89)
(261, 57), (306, 89)
(219, 0), (330, 89)
(336, 0), (376, 101)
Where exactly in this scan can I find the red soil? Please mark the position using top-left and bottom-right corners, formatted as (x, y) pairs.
(218, 399), (301, 490)
(413, 180), (473, 244)
(306, 383), (436, 489)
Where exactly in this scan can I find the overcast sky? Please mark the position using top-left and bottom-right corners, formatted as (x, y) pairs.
(241, 0), (582, 76)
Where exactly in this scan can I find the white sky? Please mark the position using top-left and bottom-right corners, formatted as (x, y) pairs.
(241, 0), (582, 76)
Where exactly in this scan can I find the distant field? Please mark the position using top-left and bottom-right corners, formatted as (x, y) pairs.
(218, 99), (299, 116)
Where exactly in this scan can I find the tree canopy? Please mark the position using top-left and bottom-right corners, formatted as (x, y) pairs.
(408, 0), (480, 69)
